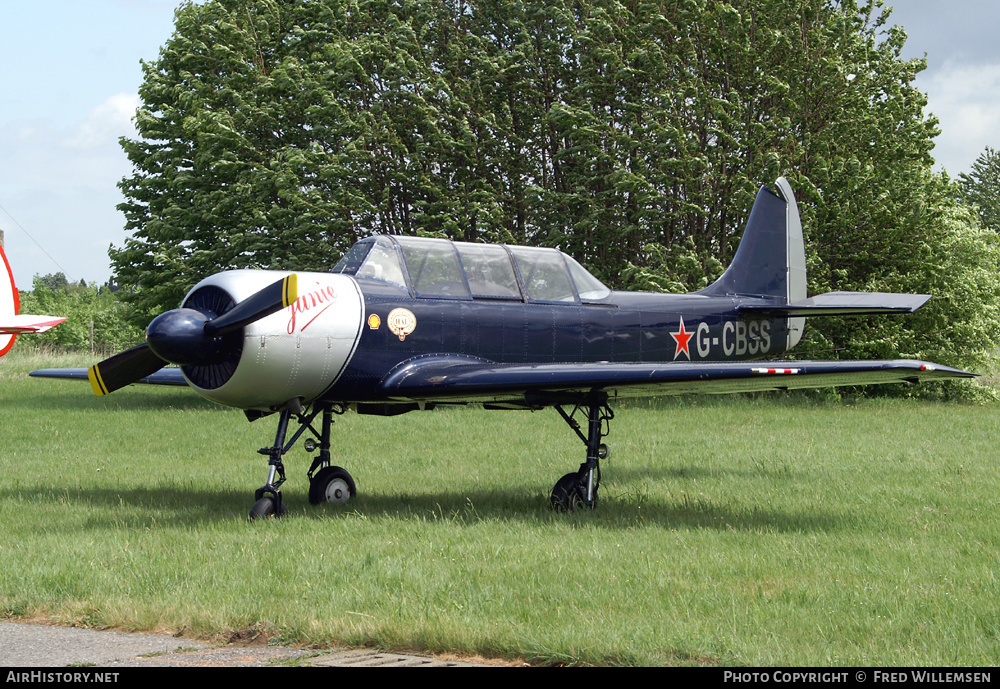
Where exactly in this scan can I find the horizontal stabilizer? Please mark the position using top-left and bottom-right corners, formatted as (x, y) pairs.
(0, 315), (67, 334)
(740, 291), (931, 317)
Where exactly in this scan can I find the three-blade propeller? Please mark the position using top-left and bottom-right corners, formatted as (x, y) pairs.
(88, 274), (297, 396)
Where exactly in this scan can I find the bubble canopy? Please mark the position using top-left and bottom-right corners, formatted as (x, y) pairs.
(332, 235), (611, 303)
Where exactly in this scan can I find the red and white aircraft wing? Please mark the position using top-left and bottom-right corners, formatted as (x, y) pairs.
(0, 244), (64, 355)
(0, 315), (67, 335)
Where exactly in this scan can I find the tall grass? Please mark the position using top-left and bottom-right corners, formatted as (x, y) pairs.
(0, 350), (997, 665)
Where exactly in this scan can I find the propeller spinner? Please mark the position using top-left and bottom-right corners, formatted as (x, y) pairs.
(87, 274), (298, 396)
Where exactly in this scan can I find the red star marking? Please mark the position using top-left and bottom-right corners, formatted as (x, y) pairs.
(671, 317), (694, 360)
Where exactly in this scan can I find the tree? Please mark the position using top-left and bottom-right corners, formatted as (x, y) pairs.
(958, 147), (1000, 233)
(112, 0), (938, 291)
(38, 272), (69, 292)
(114, 0), (514, 321)
(797, 180), (1000, 384)
(18, 278), (144, 352)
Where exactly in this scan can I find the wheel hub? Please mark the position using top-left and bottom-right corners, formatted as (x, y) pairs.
(325, 478), (351, 503)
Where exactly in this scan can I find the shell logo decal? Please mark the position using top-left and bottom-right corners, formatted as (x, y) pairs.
(387, 308), (417, 341)
(367, 313), (381, 330)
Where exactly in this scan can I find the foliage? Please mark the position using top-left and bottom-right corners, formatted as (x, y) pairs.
(958, 146), (1000, 233)
(795, 189), (1000, 397)
(17, 277), (144, 353)
(620, 238), (725, 293)
(37, 272), (70, 291)
(113, 2), (925, 302)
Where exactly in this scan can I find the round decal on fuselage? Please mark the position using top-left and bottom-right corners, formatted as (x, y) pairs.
(387, 308), (416, 341)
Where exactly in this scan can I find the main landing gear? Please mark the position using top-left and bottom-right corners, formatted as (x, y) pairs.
(249, 399), (355, 519)
(549, 392), (613, 512)
(247, 393), (613, 518)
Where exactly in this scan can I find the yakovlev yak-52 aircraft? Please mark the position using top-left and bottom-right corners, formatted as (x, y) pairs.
(0, 245), (65, 356)
(32, 178), (975, 517)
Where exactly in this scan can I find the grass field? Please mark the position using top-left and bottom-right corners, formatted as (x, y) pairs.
(1, 350), (997, 666)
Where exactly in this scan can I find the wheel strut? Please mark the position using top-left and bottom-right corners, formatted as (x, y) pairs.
(306, 404), (335, 481)
(248, 400), (357, 518)
(251, 406), (294, 519)
(249, 399), (337, 519)
(306, 404), (357, 505)
(551, 393), (613, 511)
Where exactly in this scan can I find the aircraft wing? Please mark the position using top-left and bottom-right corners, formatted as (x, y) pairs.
(29, 357), (977, 404)
(29, 367), (188, 386)
(378, 356), (976, 404)
(0, 315), (67, 334)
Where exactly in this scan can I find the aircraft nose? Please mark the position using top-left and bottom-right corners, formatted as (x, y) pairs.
(186, 272), (365, 408)
(146, 308), (225, 366)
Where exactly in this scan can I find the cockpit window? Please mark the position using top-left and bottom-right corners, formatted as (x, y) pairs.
(337, 237), (408, 290)
(508, 246), (578, 302)
(564, 255), (611, 300)
(333, 235), (610, 303)
(332, 240), (372, 275)
(455, 242), (521, 299)
(396, 237), (471, 299)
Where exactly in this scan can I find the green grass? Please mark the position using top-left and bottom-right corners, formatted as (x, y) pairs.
(1, 350), (998, 665)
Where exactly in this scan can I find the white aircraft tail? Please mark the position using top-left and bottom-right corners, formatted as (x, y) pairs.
(0, 245), (66, 356)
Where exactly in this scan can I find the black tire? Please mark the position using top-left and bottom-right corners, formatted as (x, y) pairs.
(249, 495), (288, 520)
(550, 472), (585, 512)
(309, 466), (357, 505)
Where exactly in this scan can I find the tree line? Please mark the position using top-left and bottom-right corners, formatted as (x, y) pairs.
(23, 0), (1000, 390)
(18, 276), (142, 353)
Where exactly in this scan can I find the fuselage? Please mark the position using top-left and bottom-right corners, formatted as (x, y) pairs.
(180, 267), (794, 411)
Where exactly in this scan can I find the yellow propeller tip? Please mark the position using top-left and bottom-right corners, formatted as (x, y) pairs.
(87, 365), (109, 396)
(283, 274), (298, 308)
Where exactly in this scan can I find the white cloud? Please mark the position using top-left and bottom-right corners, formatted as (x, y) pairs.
(63, 93), (140, 151)
(921, 61), (1000, 174)
(1, 96), (140, 285)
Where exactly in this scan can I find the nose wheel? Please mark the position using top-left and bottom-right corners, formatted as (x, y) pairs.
(249, 401), (355, 519)
(249, 495), (289, 519)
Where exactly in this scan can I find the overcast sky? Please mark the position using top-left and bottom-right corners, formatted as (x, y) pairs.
(1, 1), (998, 289)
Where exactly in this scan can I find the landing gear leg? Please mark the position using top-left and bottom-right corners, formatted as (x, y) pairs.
(550, 393), (613, 511)
(248, 400), (355, 518)
(307, 404), (356, 505)
(250, 405), (295, 519)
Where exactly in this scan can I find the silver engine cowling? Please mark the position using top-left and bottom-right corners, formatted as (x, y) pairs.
(179, 271), (364, 410)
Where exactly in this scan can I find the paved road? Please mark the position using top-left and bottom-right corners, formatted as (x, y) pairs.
(0, 621), (492, 667)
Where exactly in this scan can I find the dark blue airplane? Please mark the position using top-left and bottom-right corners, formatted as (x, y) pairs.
(32, 178), (975, 518)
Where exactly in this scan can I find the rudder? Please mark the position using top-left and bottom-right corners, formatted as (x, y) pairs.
(698, 177), (806, 348)
(699, 177), (806, 305)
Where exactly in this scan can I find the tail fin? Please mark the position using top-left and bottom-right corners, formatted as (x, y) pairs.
(0, 244), (20, 356)
(699, 177), (807, 304)
(700, 177), (931, 352)
(0, 245), (66, 356)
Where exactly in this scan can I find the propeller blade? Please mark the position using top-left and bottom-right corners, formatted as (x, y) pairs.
(204, 274), (298, 337)
(87, 343), (167, 396)
(88, 274), (297, 396)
